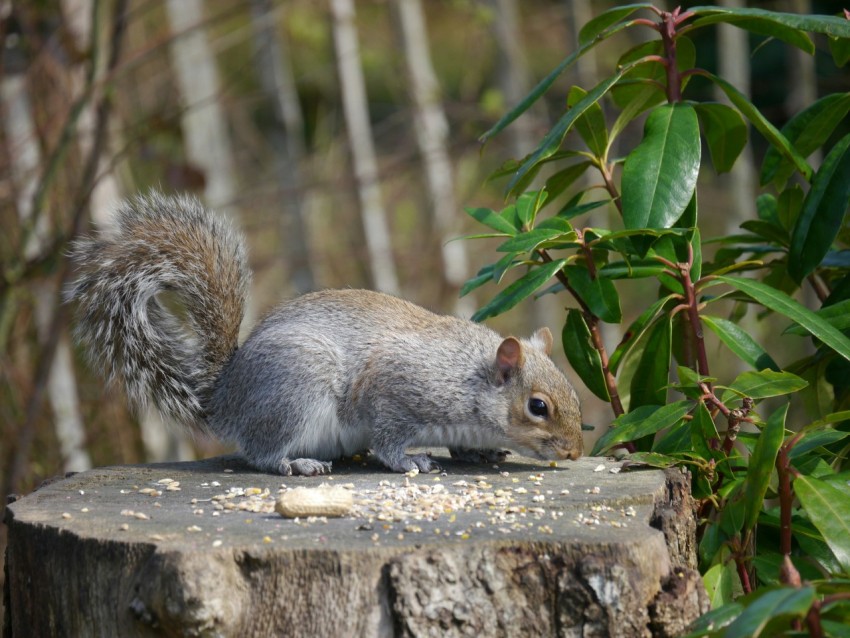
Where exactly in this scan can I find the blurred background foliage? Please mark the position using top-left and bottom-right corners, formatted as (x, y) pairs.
(1, 0), (849, 606)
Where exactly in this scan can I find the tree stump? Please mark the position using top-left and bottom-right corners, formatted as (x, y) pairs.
(4, 453), (708, 637)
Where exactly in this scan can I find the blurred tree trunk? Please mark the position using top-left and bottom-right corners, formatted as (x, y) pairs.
(329, 0), (400, 295)
(160, 0), (248, 462)
(1, 71), (92, 474)
(249, 0), (316, 295)
(393, 0), (472, 315)
(786, 0), (818, 165)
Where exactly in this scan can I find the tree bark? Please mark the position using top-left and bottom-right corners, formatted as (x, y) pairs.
(5, 454), (707, 637)
(329, 0), (400, 295)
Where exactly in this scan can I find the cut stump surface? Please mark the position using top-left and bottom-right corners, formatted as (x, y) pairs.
(5, 453), (708, 637)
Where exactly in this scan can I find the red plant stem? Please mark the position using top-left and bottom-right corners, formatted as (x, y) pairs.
(660, 10), (682, 103)
(807, 274), (829, 303)
(806, 600), (824, 638)
(598, 161), (623, 215)
(735, 555), (753, 594)
(537, 248), (625, 419)
(777, 446), (794, 557)
(680, 248), (710, 379)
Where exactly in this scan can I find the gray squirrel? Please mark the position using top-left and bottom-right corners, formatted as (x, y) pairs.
(66, 192), (583, 475)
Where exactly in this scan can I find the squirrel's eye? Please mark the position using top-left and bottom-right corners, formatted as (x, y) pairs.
(528, 398), (548, 418)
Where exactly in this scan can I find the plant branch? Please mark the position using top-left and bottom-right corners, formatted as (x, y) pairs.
(659, 9), (683, 103)
(537, 248), (624, 418)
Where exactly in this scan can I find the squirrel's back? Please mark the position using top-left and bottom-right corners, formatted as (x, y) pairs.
(66, 192), (251, 430)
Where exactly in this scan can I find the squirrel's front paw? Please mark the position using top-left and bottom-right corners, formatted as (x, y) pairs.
(278, 457), (332, 476)
(449, 447), (510, 463)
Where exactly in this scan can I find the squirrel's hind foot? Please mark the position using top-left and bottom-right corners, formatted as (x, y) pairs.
(380, 452), (441, 474)
(278, 457), (332, 476)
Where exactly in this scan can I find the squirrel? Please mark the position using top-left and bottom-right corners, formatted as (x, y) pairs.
(66, 191), (583, 476)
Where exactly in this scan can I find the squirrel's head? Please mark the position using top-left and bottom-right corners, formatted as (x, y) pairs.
(494, 327), (583, 461)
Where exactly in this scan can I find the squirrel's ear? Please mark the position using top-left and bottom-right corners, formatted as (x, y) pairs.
(530, 327), (553, 356)
(496, 337), (524, 383)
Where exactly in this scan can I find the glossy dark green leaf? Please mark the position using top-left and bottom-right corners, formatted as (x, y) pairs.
(591, 401), (691, 455)
(721, 370), (807, 403)
(784, 299), (850, 336)
(567, 86), (608, 157)
(565, 266), (622, 323)
(695, 102), (748, 173)
(609, 295), (676, 373)
(689, 6), (850, 39)
(721, 585), (815, 638)
(691, 400), (719, 459)
(701, 316), (779, 371)
(577, 3), (654, 45)
(598, 260), (667, 280)
(690, 12), (814, 54)
(703, 72), (812, 182)
(789, 430), (850, 459)
(629, 315), (671, 409)
(497, 228), (573, 254)
(622, 104), (701, 230)
(761, 93), (850, 187)
(788, 133), (850, 282)
(515, 191), (547, 229)
(714, 276), (850, 362)
(472, 259), (567, 322)
(562, 309), (610, 401)
(739, 220), (787, 247)
(460, 263), (499, 298)
(465, 207), (518, 236)
(743, 404), (787, 535)
(795, 474), (850, 572)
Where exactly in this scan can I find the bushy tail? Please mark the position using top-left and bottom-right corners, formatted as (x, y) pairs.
(66, 191), (251, 431)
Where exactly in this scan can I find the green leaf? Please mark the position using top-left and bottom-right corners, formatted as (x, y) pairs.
(742, 404), (787, 535)
(704, 562), (737, 609)
(622, 104), (701, 230)
(516, 191), (547, 229)
(568, 86), (608, 157)
(623, 452), (679, 468)
(465, 207), (518, 236)
(598, 260), (667, 280)
(692, 400), (720, 459)
(695, 102), (748, 174)
(562, 309), (610, 401)
(761, 93), (850, 187)
(506, 57), (655, 197)
(689, 6), (850, 40)
(788, 133), (850, 283)
(789, 430), (850, 459)
(609, 295), (676, 373)
(721, 586), (815, 638)
(565, 266), (622, 323)
(829, 35), (850, 67)
(544, 162), (593, 202)
(689, 12), (814, 54)
(777, 185), (804, 232)
(497, 228), (574, 254)
(701, 316), (779, 372)
(577, 3), (654, 45)
(591, 401), (691, 455)
(714, 275), (850, 362)
(784, 299), (850, 336)
(702, 72), (812, 182)
(685, 602), (743, 636)
(795, 474), (850, 572)
(472, 259), (567, 322)
(721, 370), (807, 403)
(629, 315), (671, 409)
(555, 199), (607, 221)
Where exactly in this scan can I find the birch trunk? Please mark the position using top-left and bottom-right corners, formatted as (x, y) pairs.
(249, 0), (316, 294)
(1, 70), (92, 474)
(394, 0), (472, 315)
(329, 0), (400, 295)
(160, 0), (246, 460)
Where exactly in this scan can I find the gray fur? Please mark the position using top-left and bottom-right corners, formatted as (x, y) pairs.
(68, 193), (583, 476)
